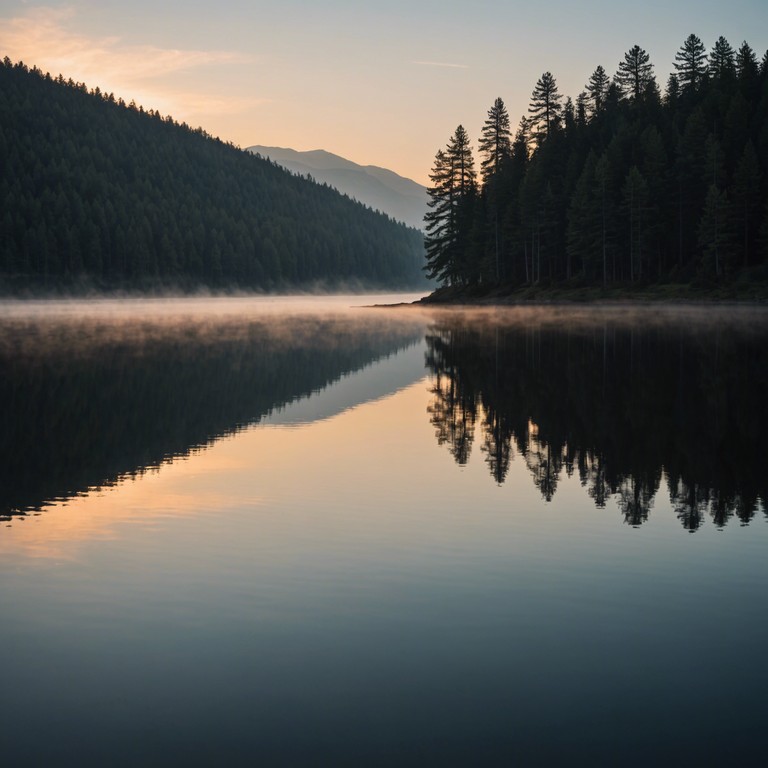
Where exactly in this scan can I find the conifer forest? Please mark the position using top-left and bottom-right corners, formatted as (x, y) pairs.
(0, 58), (426, 291)
(424, 35), (768, 293)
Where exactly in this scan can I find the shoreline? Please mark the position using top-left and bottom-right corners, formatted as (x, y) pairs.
(413, 282), (768, 306)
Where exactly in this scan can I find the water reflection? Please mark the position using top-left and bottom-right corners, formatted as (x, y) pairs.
(425, 306), (768, 530)
(0, 300), (424, 522)
(2, 301), (768, 765)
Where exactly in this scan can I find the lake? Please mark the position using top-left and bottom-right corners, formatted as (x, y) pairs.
(1, 296), (767, 766)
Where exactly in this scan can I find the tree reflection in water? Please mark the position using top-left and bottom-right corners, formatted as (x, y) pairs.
(0, 310), (422, 522)
(425, 307), (768, 530)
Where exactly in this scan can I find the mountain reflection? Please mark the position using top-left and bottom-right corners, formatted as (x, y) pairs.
(425, 307), (768, 530)
(0, 309), (421, 522)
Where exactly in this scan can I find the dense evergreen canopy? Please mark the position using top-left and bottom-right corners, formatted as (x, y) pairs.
(424, 34), (768, 291)
(0, 58), (425, 290)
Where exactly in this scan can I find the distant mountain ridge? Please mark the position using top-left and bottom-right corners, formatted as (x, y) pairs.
(247, 146), (428, 230)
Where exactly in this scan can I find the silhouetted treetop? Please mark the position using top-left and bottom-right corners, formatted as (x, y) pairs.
(586, 65), (610, 116)
(674, 33), (708, 91)
(528, 72), (562, 145)
(616, 45), (655, 101)
(479, 98), (512, 184)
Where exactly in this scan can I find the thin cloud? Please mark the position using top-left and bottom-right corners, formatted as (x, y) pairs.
(412, 60), (469, 69)
(0, 6), (261, 117)
(180, 93), (271, 117)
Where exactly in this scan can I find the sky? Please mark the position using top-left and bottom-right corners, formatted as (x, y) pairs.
(1, 0), (766, 184)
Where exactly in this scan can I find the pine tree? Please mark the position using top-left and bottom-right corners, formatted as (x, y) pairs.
(736, 41), (759, 80)
(528, 72), (562, 146)
(512, 117), (530, 159)
(622, 166), (650, 280)
(676, 108), (709, 266)
(615, 45), (655, 101)
(640, 126), (668, 277)
(593, 153), (617, 284)
(697, 184), (733, 276)
(423, 149), (457, 283)
(709, 36), (735, 80)
(724, 92), (750, 167)
(563, 97), (575, 134)
(424, 127), (477, 285)
(499, 120), (529, 284)
(586, 65), (610, 116)
(731, 141), (762, 266)
(566, 151), (598, 279)
(665, 73), (680, 106)
(674, 34), (708, 91)
(447, 124), (477, 193)
(478, 97), (512, 185)
(735, 41), (760, 99)
(478, 98), (512, 282)
(575, 91), (588, 127)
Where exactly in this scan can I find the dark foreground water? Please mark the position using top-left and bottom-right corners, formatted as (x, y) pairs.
(1, 296), (767, 766)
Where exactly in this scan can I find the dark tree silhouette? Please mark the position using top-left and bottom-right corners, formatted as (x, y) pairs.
(615, 45), (655, 101)
(422, 33), (768, 294)
(736, 41), (759, 82)
(710, 36), (736, 79)
(528, 72), (562, 145)
(586, 65), (610, 115)
(674, 34), (708, 91)
(424, 126), (477, 285)
(478, 97), (512, 184)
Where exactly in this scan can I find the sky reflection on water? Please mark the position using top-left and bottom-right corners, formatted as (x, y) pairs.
(1, 298), (766, 766)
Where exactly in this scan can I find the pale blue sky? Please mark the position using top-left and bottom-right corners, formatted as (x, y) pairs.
(2, 1), (766, 183)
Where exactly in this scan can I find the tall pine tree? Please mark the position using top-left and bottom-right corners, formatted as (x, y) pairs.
(586, 65), (610, 116)
(528, 72), (562, 146)
(674, 34), (708, 92)
(615, 45), (655, 101)
(478, 98), (512, 281)
(709, 36), (735, 80)
(424, 127), (477, 285)
(478, 97), (512, 184)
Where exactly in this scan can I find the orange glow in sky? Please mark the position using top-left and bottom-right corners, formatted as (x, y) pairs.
(1, 1), (763, 184)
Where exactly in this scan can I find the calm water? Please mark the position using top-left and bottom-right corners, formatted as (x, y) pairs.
(1, 296), (767, 766)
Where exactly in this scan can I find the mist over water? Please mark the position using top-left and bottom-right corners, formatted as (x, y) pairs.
(1, 296), (766, 765)
(0, 295), (428, 522)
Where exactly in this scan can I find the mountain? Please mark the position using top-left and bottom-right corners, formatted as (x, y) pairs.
(248, 146), (428, 230)
(0, 59), (426, 291)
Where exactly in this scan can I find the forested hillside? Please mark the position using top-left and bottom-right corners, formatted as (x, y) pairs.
(0, 58), (425, 290)
(425, 35), (768, 294)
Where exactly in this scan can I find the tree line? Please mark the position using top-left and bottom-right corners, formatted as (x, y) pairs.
(425, 35), (768, 290)
(0, 57), (425, 291)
